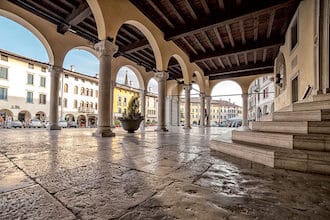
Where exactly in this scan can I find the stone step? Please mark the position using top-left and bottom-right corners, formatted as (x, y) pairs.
(272, 109), (330, 122)
(292, 100), (330, 111)
(232, 130), (330, 151)
(250, 121), (330, 134)
(210, 140), (330, 175)
(312, 94), (330, 102)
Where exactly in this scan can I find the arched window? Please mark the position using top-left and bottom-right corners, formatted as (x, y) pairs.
(64, 84), (68, 93)
(74, 86), (78, 94)
(73, 100), (77, 108)
(95, 103), (98, 110)
(90, 102), (93, 109)
(90, 89), (93, 97)
(86, 88), (89, 96)
(81, 87), (85, 95)
(63, 98), (67, 107)
(80, 101), (84, 108)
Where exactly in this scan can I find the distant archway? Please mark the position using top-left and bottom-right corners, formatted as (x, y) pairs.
(18, 110), (31, 122)
(35, 111), (46, 121)
(0, 109), (13, 120)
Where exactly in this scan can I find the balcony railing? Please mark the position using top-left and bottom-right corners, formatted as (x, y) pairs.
(78, 107), (95, 114)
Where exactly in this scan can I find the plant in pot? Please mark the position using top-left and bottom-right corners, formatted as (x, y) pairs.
(118, 96), (144, 133)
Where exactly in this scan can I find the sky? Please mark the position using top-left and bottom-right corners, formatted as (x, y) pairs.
(0, 16), (243, 106)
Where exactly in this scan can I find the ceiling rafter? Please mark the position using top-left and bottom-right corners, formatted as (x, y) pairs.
(244, 52), (248, 65)
(115, 39), (150, 57)
(213, 27), (225, 48)
(209, 59), (218, 69)
(181, 37), (198, 55)
(239, 20), (246, 44)
(182, 0), (198, 20)
(165, 0), (295, 41)
(57, 1), (91, 34)
(120, 27), (140, 42)
(202, 61), (211, 71)
(190, 39), (282, 62)
(235, 54), (240, 66)
(202, 32), (215, 51)
(146, 0), (175, 28)
(218, 0), (225, 10)
(225, 24), (235, 47)
(168, 0), (185, 24)
(267, 10), (276, 38)
(209, 66), (273, 80)
(217, 57), (225, 69)
(206, 62), (274, 76)
(200, 0), (211, 15)
(192, 35), (206, 53)
(253, 15), (259, 41)
(226, 56), (232, 68)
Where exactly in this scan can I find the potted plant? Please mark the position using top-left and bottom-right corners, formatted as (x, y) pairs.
(118, 96), (144, 133)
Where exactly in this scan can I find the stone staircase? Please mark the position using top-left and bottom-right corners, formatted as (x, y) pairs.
(210, 99), (330, 175)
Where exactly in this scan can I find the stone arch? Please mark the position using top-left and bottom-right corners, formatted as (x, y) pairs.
(18, 110), (31, 122)
(210, 80), (243, 96)
(0, 9), (54, 64)
(165, 54), (189, 84)
(86, 0), (106, 40)
(192, 70), (205, 93)
(146, 77), (158, 94)
(0, 109), (13, 119)
(35, 111), (46, 120)
(115, 20), (163, 71)
(113, 65), (145, 90)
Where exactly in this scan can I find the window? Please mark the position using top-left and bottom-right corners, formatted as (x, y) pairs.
(75, 77), (78, 81)
(90, 89), (93, 97)
(81, 87), (85, 95)
(28, 63), (34, 69)
(291, 17), (298, 50)
(81, 79), (85, 83)
(86, 88), (89, 96)
(95, 103), (98, 110)
(41, 67), (46, 72)
(124, 97), (127, 106)
(118, 97), (122, 106)
(27, 74), (34, 85)
(58, 97), (62, 106)
(118, 107), (122, 113)
(64, 74), (69, 78)
(39, 94), (46, 104)
(1, 55), (8, 61)
(63, 98), (67, 108)
(0, 67), (8, 79)
(0, 87), (7, 100)
(40, 77), (46, 87)
(95, 90), (98, 97)
(26, 92), (33, 103)
(73, 100), (78, 108)
(74, 86), (78, 94)
(64, 83), (68, 93)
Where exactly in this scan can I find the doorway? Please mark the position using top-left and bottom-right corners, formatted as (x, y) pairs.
(292, 76), (299, 103)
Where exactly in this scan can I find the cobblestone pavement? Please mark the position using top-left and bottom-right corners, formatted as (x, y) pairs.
(1, 127), (330, 219)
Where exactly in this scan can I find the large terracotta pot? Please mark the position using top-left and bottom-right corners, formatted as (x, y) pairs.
(119, 118), (144, 133)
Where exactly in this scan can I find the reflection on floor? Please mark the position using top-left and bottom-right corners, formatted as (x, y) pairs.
(0, 127), (329, 219)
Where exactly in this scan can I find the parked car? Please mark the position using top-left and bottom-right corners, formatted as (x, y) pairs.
(67, 121), (77, 128)
(28, 119), (43, 128)
(58, 120), (68, 128)
(11, 120), (23, 128)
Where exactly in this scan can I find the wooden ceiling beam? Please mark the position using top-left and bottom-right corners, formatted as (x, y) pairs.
(235, 54), (240, 66)
(218, 0), (225, 10)
(192, 35), (206, 53)
(181, 37), (198, 55)
(209, 67), (274, 80)
(168, 0), (185, 24)
(200, 0), (211, 15)
(218, 57), (225, 69)
(209, 60), (218, 69)
(213, 27), (225, 48)
(182, 0), (198, 20)
(253, 16), (259, 41)
(146, 0), (175, 28)
(190, 38), (282, 62)
(262, 48), (268, 62)
(57, 1), (91, 34)
(244, 52), (248, 65)
(115, 39), (150, 57)
(202, 32), (215, 51)
(202, 61), (211, 71)
(239, 20), (246, 44)
(267, 10), (276, 38)
(225, 24), (235, 47)
(120, 28), (140, 42)
(226, 56), (232, 68)
(165, 0), (295, 41)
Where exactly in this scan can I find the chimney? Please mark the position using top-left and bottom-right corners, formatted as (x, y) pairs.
(70, 65), (75, 71)
(95, 73), (99, 78)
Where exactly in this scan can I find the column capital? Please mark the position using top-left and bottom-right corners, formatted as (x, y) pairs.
(183, 84), (192, 91)
(49, 65), (63, 74)
(241, 93), (249, 98)
(205, 96), (212, 101)
(94, 40), (118, 58)
(200, 93), (206, 98)
(140, 89), (146, 95)
(172, 96), (179, 102)
(154, 71), (169, 82)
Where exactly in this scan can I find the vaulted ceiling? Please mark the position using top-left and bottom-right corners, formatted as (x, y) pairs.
(7, 0), (301, 81)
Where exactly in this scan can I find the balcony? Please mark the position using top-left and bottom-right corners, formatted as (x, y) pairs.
(78, 107), (95, 114)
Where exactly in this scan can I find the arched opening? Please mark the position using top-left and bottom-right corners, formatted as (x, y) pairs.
(18, 110), (31, 122)
(65, 114), (75, 122)
(275, 52), (286, 96)
(77, 115), (86, 128)
(63, 48), (99, 76)
(0, 109), (13, 121)
(0, 14), (52, 63)
(35, 111), (46, 121)
(145, 78), (158, 126)
(210, 81), (242, 127)
(88, 116), (97, 128)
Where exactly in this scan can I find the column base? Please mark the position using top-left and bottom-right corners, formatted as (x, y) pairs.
(47, 124), (61, 130)
(93, 127), (115, 137)
(155, 126), (168, 132)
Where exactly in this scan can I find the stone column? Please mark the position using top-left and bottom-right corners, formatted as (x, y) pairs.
(242, 93), (249, 129)
(206, 96), (211, 127)
(48, 65), (63, 130)
(321, 0), (330, 93)
(200, 93), (205, 127)
(166, 96), (173, 126)
(93, 40), (118, 137)
(183, 84), (192, 129)
(176, 96), (180, 126)
(110, 80), (116, 128)
(154, 71), (168, 131)
(140, 89), (146, 128)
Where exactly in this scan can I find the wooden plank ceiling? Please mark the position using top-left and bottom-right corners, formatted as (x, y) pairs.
(7, 0), (301, 81)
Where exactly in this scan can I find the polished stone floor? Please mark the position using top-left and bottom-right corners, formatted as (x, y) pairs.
(1, 127), (330, 220)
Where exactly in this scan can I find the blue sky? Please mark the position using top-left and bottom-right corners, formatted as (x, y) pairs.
(0, 16), (243, 105)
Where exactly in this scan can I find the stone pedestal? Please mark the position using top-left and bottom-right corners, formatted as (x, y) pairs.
(93, 40), (117, 137)
(183, 84), (192, 129)
(154, 71), (168, 132)
(48, 66), (62, 130)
